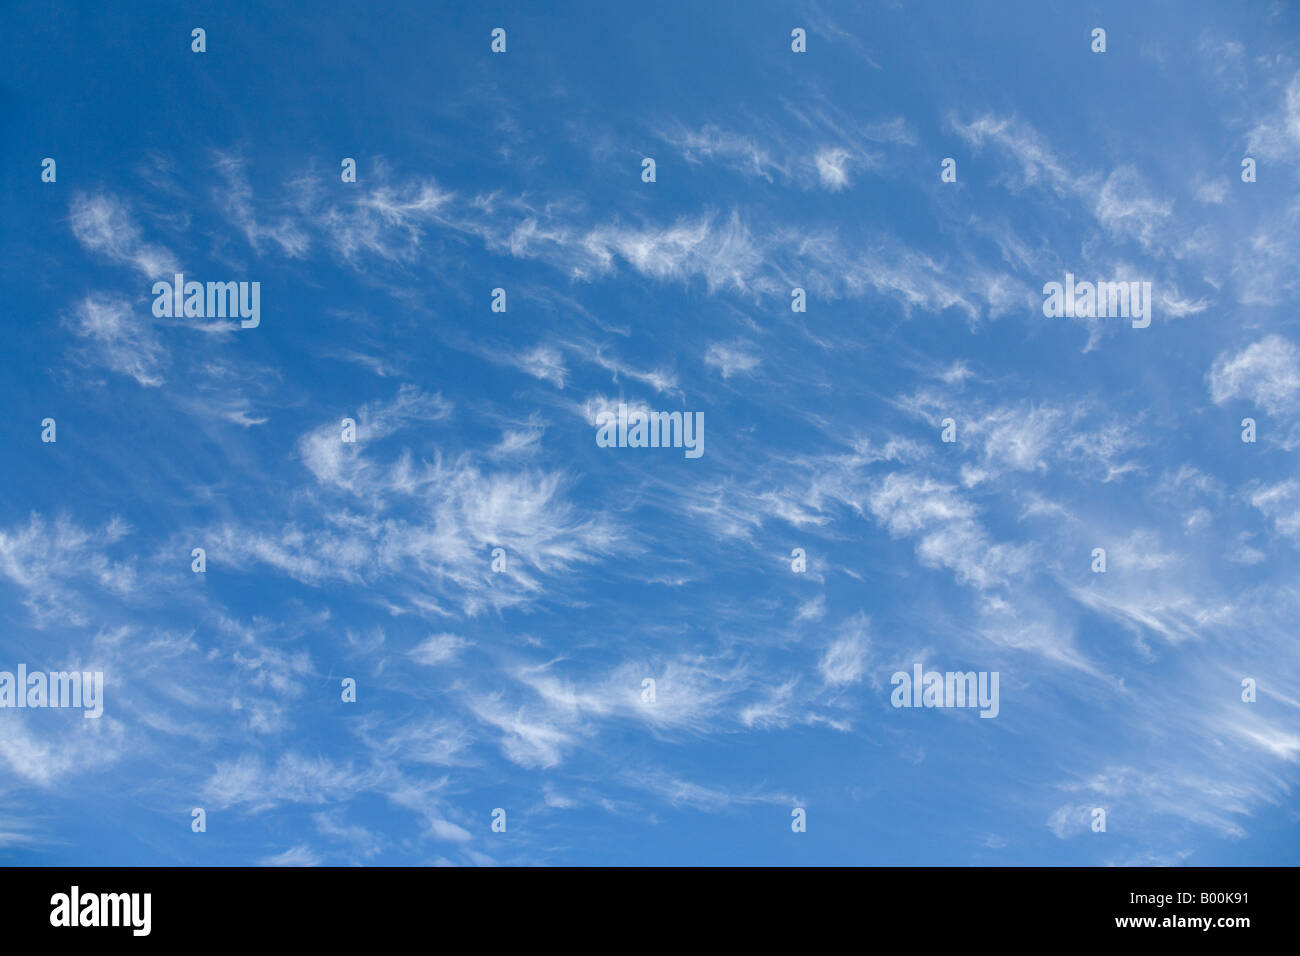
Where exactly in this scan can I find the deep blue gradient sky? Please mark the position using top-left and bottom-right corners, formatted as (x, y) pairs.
(2, 1), (1299, 865)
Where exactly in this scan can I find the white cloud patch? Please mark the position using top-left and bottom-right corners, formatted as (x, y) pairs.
(819, 614), (872, 686)
(409, 633), (472, 666)
(704, 341), (760, 379)
(1208, 335), (1300, 413)
(65, 296), (167, 387)
(69, 192), (177, 277)
(814, 147), (853, 190)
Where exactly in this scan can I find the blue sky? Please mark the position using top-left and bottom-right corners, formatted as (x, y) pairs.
(2, 0), (1299, 866)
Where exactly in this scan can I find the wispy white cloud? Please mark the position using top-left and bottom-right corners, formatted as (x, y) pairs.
(64, 296), (167, 387)
(69, 192), (178, 277)
(1208, 335), (1300, 413)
